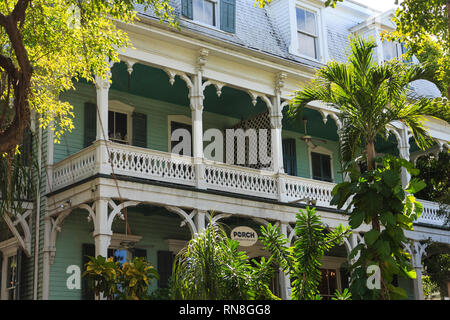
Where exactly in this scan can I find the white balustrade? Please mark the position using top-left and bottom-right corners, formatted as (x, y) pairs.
(416, 199), (446, 226)
(284, 176), (336, 208)
(108, 144), (196, 186)
(204, 160), (278, 199)
(52, 145), (97, 190)
(50, 143), (447, 228)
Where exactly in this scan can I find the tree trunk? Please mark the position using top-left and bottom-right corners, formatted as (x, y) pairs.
(0, 1), (33, 154)
(366, 141), (376, 170)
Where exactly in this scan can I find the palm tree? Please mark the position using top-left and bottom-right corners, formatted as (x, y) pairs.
(289, 36), (450, 172)
(288, 36), (450, 299)
(170, 220), (277, 300)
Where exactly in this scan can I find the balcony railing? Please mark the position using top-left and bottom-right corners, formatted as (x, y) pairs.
(50, 141), (447, 227)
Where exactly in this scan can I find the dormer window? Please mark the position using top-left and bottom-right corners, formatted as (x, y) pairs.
(381, 40), (410, 63)
(296, 7), (318, 59)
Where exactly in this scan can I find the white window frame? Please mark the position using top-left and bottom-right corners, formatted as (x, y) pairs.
(183, 0), (222, 32)
(108, 100), (135, 145)
(167, 115), (192, 153)
(320, 256), (347, 296)
(290, 1), (328, 62)
(308, 145), (334, 182)
(0, 238), (19, 300)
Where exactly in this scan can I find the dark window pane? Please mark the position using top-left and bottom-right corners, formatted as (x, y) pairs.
(328, 269), (337, 295)
(311, 152), (322, 179)
(108, 111), (114, 139)
(115, 112), (127, 141)
(322, 154), (332, 182)
(312, 152), (332, 182)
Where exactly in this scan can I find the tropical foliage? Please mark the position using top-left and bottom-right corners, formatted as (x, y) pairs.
(82, 255), (159, 300)
(385, 0), (450, 97)
(331, 155), (426, 299)
(259, 206), (350, 300)
(0, 138), (36, 219)
(288, 36), (450, 172)
(170, 221), (278, 300)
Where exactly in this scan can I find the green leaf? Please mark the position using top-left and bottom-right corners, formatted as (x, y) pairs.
(381, 170), (400, 188)
(349, 210), (365, 229)
(364, 230), (380, 246)
(380, 211), (396, 226)
(405, 178), (426, 194)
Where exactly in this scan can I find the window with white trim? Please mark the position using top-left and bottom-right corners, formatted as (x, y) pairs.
(318, 268), (338, 300)
(382, 40), (410, 63)
(107, 100), (135, 145)
(311, 151), (333, 182)
(296, 7), (318, 59)
(108, 110), (128, 144)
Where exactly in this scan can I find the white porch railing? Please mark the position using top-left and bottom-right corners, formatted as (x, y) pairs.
(108, 144), (196, 186)
(416, 199), (446, 226)
(284, 176), (336, 208)
(204, 160), (278, 199)
(50, 141), (447, 227)
(52, 144), (97, 190)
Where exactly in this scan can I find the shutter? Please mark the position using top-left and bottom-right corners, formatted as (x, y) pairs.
(157, 251), (174, 288)
(181, 0), (193, 19)
(84, 102), (97, 148)
(220, 0), (236, 33)
(282, 139), (297, 176)
(132, 112), (147, 148)
(81, 244), (95, 300)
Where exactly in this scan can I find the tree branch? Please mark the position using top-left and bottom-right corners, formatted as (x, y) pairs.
(11, 0), (31, 25)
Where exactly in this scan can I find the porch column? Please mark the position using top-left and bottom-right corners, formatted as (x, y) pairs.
(271, 72), (287, 174)
(194, 210), (207, 233)
(190, 50), (208, 189)
(278, 222), (291, 300)
(410, 241), (428, 300)
(272, 73), (287, 202)
(95, 75), (110, 141)
(93, 199), (112, 258)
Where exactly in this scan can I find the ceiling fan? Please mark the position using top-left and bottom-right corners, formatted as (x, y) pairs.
(299, 119), (327, 149)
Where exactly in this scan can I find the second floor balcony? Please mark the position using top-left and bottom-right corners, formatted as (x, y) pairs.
(45, 60), (447, 229)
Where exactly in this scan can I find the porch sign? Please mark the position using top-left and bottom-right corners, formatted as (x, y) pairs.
(230, 226), (258, 247)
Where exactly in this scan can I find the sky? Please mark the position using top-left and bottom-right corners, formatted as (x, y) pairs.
(352, 0), (398, 12)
